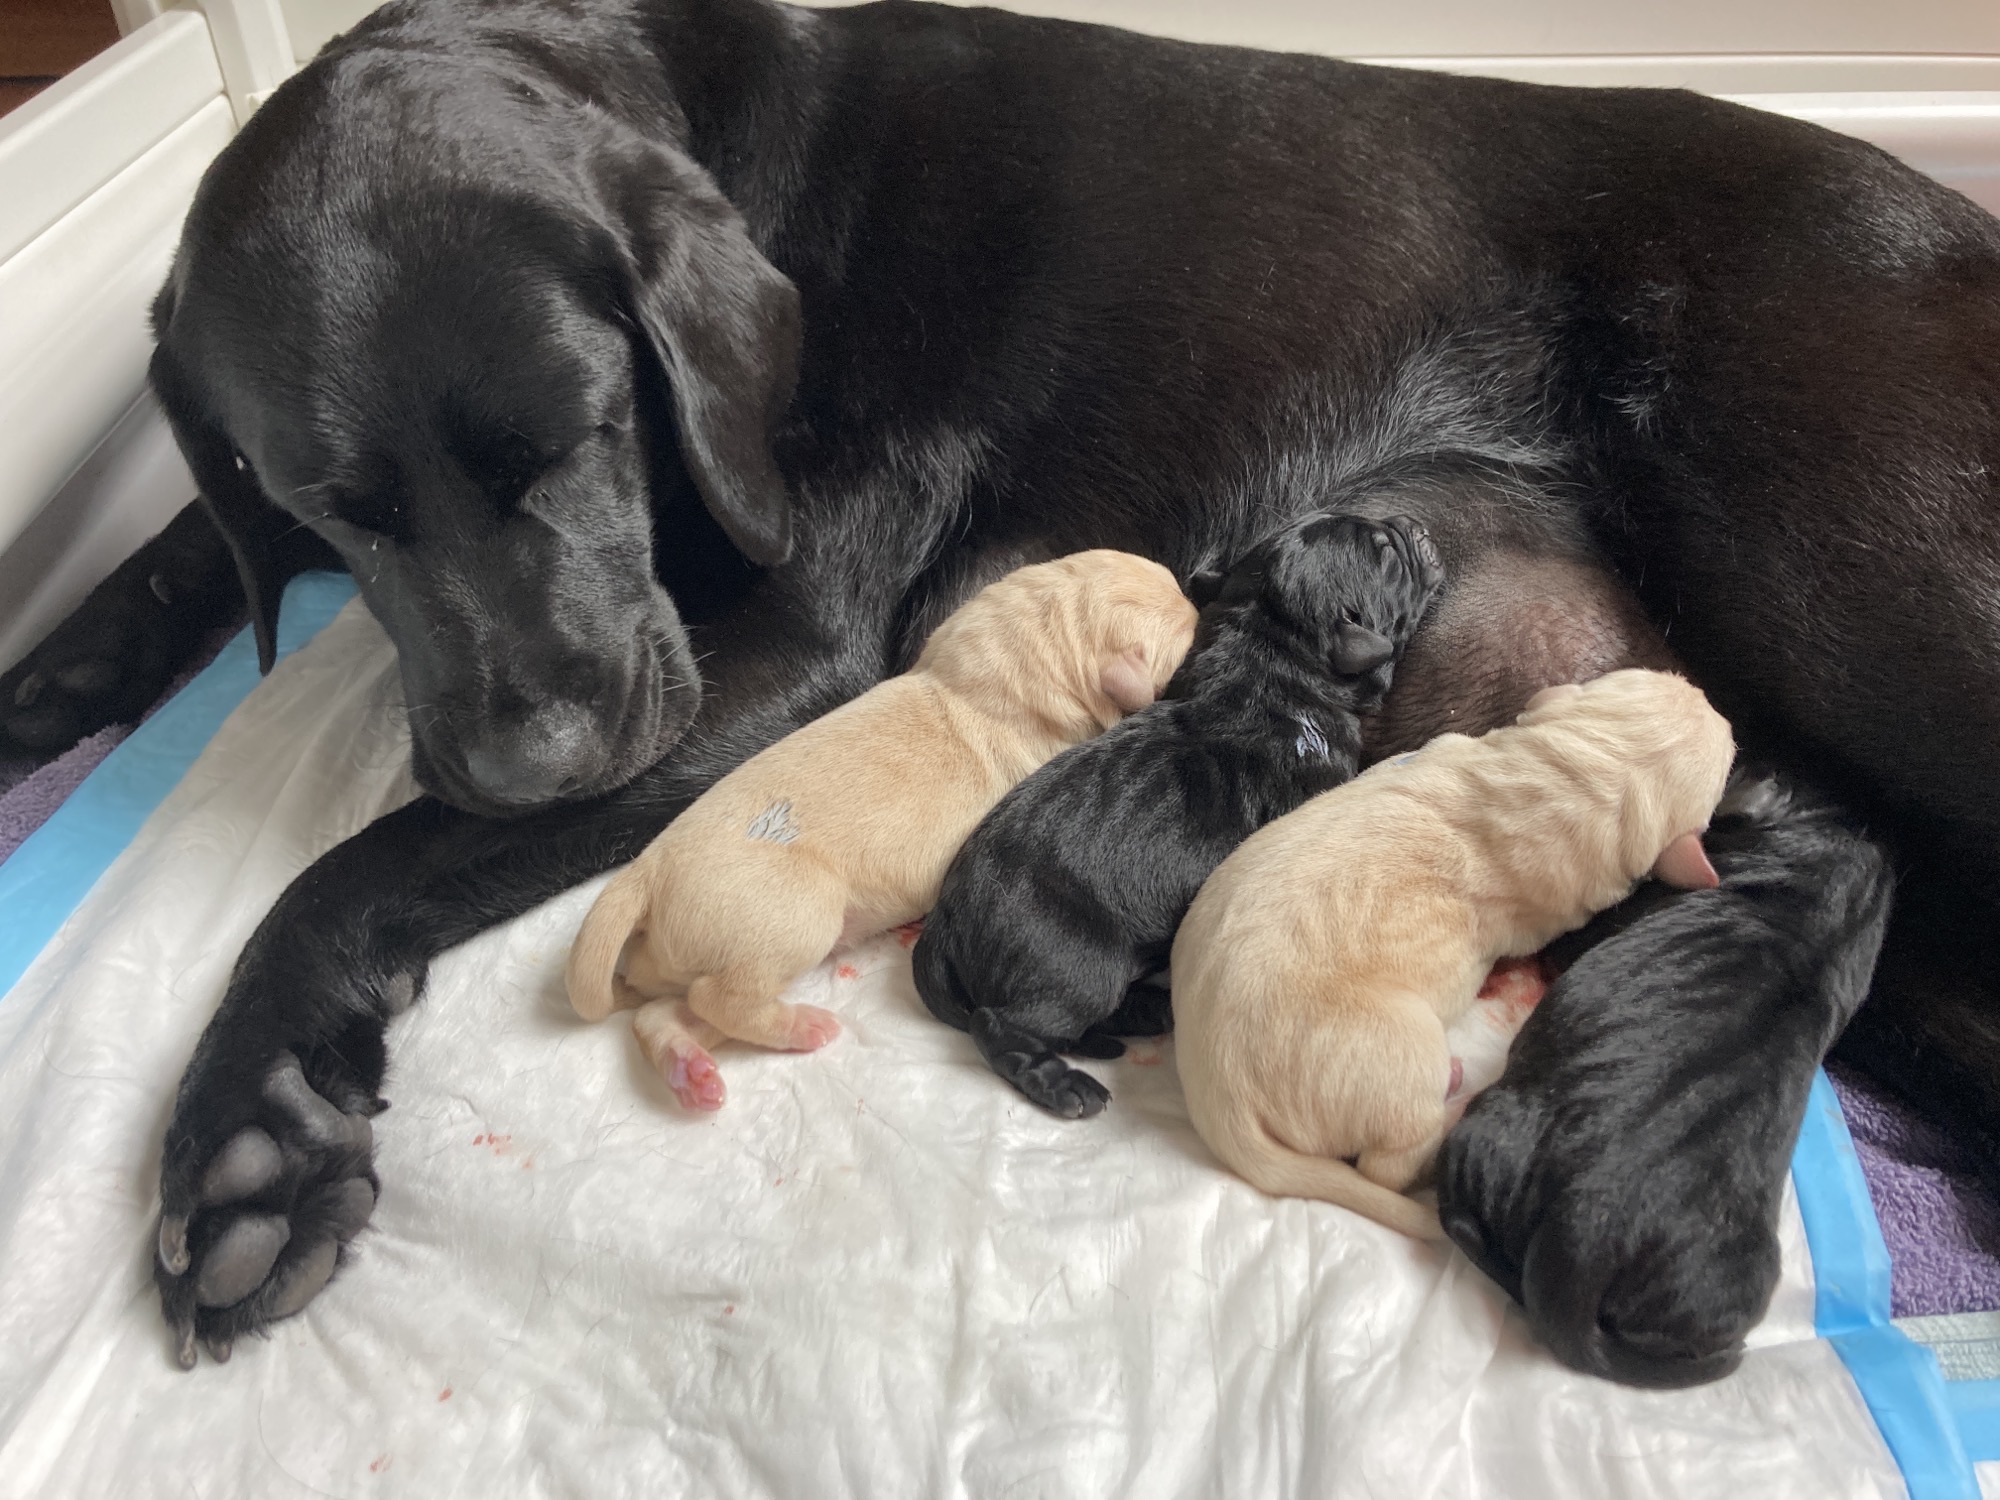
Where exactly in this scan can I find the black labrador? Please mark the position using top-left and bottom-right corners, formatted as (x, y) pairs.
(8, 0), (1996, 1379)
(914, 511), (1443, 1117)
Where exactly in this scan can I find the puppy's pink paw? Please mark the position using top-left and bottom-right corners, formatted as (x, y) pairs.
(666, 1046), (727, 1112)
(783, 1005), (842, 1052)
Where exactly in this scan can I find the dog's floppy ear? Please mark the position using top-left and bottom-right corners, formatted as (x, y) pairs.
(1330, 621), (1396, 677)
(1653, 831), (1721, 890)
(616, 147), (801, 567)
(149, 336), (288, 673)
(1099, 645), (1158, 714)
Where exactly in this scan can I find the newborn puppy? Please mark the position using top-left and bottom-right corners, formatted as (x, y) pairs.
(566, 551), (1197, 1110)
(1437, 767), (1894, 1387)
(1171, 669), (1736, 1240)
(913, 512), (1444, 1117)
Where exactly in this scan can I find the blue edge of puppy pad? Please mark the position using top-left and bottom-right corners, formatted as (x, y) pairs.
(0, 569), (1991, 1495)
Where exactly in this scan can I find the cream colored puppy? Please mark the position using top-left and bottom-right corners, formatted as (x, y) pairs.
(1171, 668), (1735, 1239)
(568, 551), (1198, 1110)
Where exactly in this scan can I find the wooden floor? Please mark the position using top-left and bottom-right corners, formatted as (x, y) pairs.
(1, 0), (122, 117)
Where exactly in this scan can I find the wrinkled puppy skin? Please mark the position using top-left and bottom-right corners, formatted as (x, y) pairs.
(1438, 769), (1892, 1387)
(914, 511), (1444, 1116)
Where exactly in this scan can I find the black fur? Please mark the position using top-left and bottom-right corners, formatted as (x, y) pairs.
(914, 513), (1442, 1117)
(1437, 769), (1895, 1388)
(35, 0), (1983, 1375)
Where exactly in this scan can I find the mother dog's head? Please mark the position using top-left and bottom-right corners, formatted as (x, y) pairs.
(148, 39), (800, 816)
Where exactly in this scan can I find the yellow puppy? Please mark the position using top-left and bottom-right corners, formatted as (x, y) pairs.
(567, 551), (1198, 1110)
(1171, 669), (1735, 1239)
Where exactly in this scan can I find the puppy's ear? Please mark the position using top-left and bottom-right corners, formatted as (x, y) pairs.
(1099, 645), (1158, 714)
(1186, 570), (1228, 609)
(149, 340), (288, 673)
(1330, 622), (1396, 677)
(615, 146), (801, 567)
(1652, 832), (1721, 890)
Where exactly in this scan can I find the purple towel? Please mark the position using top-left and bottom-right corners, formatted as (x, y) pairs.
(0, 622), (235, 868)
(0, 725), (131, 866)
(1829, 1063), (2000, 1317)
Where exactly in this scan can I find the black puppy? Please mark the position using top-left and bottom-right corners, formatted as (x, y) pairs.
(914, 512), (1444, 1117)
(1437, 768), (1893, 1388)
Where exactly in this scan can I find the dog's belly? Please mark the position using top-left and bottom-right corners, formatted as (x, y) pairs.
(1362, 552), (1677, 761)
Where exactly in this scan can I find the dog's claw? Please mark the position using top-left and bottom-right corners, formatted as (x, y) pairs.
(173, 1323), (198, 1371)
(203, 1335), (233, 1364)
(158, 1214), (191, 1275)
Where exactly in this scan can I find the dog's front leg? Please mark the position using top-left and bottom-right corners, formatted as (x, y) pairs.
(151, 579), (889, 1366)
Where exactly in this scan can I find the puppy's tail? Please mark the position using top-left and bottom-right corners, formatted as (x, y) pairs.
(567, 870), (649, 1023)
(1220, 1118), (1447, 1242)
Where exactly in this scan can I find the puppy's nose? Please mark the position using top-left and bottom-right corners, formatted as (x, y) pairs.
(461, 705), (594, 807)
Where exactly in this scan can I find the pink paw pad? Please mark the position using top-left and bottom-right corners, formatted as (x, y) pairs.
(667, 1046), (727, 1112)
(785, 1006), (842, 1052)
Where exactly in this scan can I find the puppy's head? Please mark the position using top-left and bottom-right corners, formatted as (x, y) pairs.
(916, 551), (1197, 734)
(1189, 512), (1445, 701)
(147, 50), (800, 815)
(1518, 669), (1737, 886)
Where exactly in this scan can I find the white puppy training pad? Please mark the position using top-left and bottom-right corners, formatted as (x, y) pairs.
(0, 589), (1912, 1498)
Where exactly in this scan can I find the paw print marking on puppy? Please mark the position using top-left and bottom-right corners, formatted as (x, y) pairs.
(746, 800), (800, 844)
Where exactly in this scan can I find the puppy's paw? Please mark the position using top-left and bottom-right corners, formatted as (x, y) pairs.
(1026, 1063), (1112, 1120)
(156, 1051), (380, 1367)
(779, 1004), (841, 1052)
(664, 1044), (728, 1112)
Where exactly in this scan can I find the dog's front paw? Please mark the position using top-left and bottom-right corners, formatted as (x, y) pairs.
(155, 1050), (381, 1367)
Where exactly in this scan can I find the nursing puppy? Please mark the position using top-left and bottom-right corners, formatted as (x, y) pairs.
(913, 512), (1443, 1117)
(566, 551), (1196, 1110)
(1172, 670), (1735, 1241)
(1437, 767), (1894, 1386)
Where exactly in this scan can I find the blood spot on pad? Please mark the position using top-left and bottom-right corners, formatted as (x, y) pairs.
(438, 1387), (453, 1402)
(893, 921), (923, 948)
(370, 1456), (391, 1473)
(837, 964), (860, 980)
(724, 1304), (735, 1315)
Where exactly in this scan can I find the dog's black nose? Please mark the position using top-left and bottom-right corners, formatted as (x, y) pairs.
(460, 705), (595, 807)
